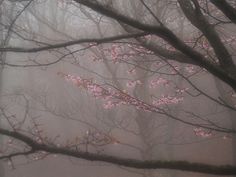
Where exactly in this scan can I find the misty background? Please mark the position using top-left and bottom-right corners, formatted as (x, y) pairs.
(0, 0), (236, 177)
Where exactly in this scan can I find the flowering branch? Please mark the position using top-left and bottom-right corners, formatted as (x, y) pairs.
(59, 72), (236, 134)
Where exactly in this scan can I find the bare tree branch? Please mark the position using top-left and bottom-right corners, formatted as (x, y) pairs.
(0, 32), (148, 53)
(0, 127), (236, 175)
(178, 0), (236, 72)
(210, 0), (236, 24)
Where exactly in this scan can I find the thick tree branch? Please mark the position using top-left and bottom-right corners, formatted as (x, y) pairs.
(210, 0), (236, 24)
(0, 127), (236, 175)
(119, 23), (196, 65)
(73, 0), (236, 91)
(0, 32), (148, 53)
(178, 0), (236, 73)
(139, 39), (195, 65)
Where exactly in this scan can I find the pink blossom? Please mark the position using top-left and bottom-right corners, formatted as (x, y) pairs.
(59, 73), (161, 113)
(103, 100), (115, 109)
(176, 88), (189, 94)
(152, 95), (183, 106)
(149, 77), (169, 88)
(193, 128), (212, 138)
(185, 65), (195, 73)
(127, 68), (136, 75)
(87, 85), (104, 97)
(126, 80), (142, 88)
(126, 81), (136, 88)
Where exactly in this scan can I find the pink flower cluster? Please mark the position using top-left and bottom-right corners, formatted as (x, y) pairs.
(185, 65), (195, 74)
(193, 127), (212, 138)
(149, 77), (169, 88)
(111, 45), (119, 62)
(127, 68), (136, 75)
(59, 72), (161, 112)
(176, 87), (189, 94)
(82, 130), (119, 146)
(126, 80), (142, 88)
(152, 95), (183, 106)
(127, 44), (153, 55)
(103, 100), (121, 109)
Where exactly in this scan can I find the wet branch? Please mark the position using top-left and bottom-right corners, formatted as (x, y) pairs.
(0, 32), (148, 53)
(0, 127), (236, 175)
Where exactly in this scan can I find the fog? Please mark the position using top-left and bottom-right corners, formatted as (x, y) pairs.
(0, 0), (236, 177)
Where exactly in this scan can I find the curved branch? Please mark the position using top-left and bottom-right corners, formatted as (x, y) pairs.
(139, 39), (195, 65)
(0, 150), (35, 160)
(0, 32), (148, 53)
(0, 127), (236, 175)
(178, 0), (236, 72)
(210, 0), (236, 24)
(73, 0), (236, 91)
